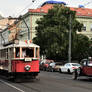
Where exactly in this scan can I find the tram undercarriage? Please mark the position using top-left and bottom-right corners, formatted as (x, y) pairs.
(0, 69), (39, 82)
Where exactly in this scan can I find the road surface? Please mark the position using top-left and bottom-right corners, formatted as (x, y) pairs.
(0, 71), (92, 92)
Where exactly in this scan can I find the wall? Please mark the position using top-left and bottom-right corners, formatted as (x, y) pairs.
(76, 16), (92, 39)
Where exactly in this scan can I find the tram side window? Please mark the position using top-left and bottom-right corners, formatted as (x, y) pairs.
(6, 49), (8, 59)
(16, 47), (20, 57)
(1, 49), (6, 59)
(0, 49), (8, 59)
(1, 50), (3, 58)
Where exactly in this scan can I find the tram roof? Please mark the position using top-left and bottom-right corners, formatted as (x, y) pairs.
(0, 40), (40, 49)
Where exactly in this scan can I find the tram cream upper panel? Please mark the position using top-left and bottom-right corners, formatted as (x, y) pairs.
(0, 40), (40, 50)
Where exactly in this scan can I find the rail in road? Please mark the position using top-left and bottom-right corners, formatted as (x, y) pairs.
(0, 79), (25, 92)
(1, 71), (92, 92)
(0, 78), (40, 92)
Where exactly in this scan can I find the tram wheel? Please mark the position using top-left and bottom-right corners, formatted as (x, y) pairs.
(14, 75), (22, 83)
(14, 78), (21, 83)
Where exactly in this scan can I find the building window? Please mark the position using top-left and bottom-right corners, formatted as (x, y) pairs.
(82, 24), (86, 31)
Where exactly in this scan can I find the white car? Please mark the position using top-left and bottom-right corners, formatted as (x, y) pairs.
(59, 63), (81, 73)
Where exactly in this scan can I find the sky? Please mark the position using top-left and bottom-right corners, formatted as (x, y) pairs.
(0, 0), (92, 17)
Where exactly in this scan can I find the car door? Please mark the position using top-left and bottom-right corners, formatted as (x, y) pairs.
(62, 64), (69, 72)
(60, 64), (66, 72)
(82, 66), (92, 76)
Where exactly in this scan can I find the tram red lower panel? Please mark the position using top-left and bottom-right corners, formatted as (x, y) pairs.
(12, 60), (39, 73)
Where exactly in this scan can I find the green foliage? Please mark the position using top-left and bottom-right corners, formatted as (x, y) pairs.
(72, 34), (90, 60)
(33, 5), (90, 60)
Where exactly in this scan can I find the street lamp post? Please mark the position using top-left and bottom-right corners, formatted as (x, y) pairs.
(68, 14), (72, 63)
(19, 16), (30, 40)
(0, 31), (5, 45)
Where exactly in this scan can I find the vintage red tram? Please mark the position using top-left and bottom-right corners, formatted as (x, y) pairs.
(0, 40), (40, 81)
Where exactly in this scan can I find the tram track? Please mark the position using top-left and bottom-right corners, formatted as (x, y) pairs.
(1, 71), (92, 92)
(0, 75), (41, 92)
(19, 83), (41, 92)
(0, 79), (25, 92)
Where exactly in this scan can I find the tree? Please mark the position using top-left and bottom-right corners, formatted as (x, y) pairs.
(72, 34), (90, 61)
(33, 4), (89, 60)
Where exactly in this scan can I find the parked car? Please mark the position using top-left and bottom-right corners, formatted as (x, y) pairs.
(53, 62), (63, 72)
(72, 58), (92, 80)
(59, 63), (81, 73)
(46, 62), (56, 72)
(47, 62), (63, 72)
(40, 59), (54, 71)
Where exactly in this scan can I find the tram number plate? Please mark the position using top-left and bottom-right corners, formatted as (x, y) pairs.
(25, 58), (32, 61)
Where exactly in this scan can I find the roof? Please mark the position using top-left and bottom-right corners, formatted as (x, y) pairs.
(41, 1), (66, 6)
(70, 7), (92, 17)
(29, 4), (53, 13)
(14, 41), (40, 48)
(29, 4), (92, 17)
(0, 40), (40, 50)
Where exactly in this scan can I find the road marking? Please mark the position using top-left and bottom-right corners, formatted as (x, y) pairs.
(0, 79), (25, 92)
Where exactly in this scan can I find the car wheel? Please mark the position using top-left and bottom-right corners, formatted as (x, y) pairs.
(51, 68), (54, 72)
(48, 67), (50, 72)
(46, 68), (49, 72)
(43, 67), (46, 71)
(72, 70), (78, 80)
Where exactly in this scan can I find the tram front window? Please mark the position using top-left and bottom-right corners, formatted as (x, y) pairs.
(22, 48), (34, 58)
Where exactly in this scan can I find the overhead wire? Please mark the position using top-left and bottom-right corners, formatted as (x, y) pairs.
(15, 0), (36, 17)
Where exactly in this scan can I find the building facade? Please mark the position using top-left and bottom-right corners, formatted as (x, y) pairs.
(1, 1), (92, 46)
(17, 13), (43, 41)
(0, 17), (16, 45)
(17, 3), (92, 40)
(71, 7), (92, 39)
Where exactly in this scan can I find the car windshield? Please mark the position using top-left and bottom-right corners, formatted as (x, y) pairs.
(72, 64), (80, 66)
(87, 60), (92, 66)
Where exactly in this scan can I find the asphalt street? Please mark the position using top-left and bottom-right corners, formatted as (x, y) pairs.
(1, 71), (92, 92)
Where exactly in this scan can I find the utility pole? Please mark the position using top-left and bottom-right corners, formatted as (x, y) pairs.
(68, 14), (72, 63)
(22, 18), (30, 40)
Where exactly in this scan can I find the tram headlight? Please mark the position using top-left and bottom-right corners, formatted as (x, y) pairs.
(25, 65), (31, 71)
